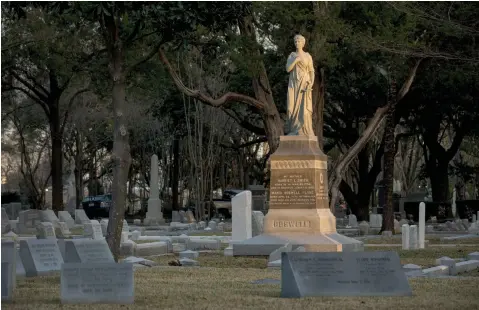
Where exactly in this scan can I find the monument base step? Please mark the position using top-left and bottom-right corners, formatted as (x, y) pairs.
(233, 233), (364, 256)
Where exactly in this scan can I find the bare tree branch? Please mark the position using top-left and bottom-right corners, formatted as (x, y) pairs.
(158, 48), (266, 111)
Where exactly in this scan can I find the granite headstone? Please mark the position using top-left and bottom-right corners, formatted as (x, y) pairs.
(61, 263), (134, 304)
(64, 239), (114, 263)
(281, 251), (412, 298)
(19, 239), (64, 277)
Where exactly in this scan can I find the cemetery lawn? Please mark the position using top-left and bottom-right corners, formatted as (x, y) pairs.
(5, 267), (479, 310)
(141, 246), (477, 269)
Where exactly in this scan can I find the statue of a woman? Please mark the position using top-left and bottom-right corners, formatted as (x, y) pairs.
(286, 34), (315, 136)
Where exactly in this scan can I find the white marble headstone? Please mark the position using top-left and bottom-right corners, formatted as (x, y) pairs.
(232, 190), (252, 242)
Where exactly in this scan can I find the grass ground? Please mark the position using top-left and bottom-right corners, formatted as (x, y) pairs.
(144, 246), (478, 269)
(5, 267), (479, 310)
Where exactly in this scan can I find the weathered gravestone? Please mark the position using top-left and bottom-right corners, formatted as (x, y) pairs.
(17, 209), (41, 234)
(36, 222), (56, 239)
(58, 211), (75, 229)
(75, 209), (90, 224)
(281, 251), (412, 298)
(252, 211), (265, 237)
(1, 262), (12, 302)
(64, 239), (114, 263)
(41, 209), (60, 226)
(1, 241), (16, 295)
(2, 208), (11, 234)
(83, 220), (104, 239)
(61, 263), (134, 304)
(19, 239), (64, 277)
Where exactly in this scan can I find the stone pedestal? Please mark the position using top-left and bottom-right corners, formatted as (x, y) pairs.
(233, 136), (363, 256)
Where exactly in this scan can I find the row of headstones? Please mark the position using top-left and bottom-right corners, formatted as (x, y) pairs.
(1, 207), (93, 235)
(345, 204), (479, 236)
(1, 238), (134, 303)
(404, 252), (479, 277)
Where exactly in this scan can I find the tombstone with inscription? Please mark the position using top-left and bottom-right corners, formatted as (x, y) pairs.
(281, 251), (412, 297)
(17, 209), (41, 234)
(233, 60), (363, 255)
(19, 239), (64, 277)
(61, 263), (134, 304)
(64, 239), (114, 263)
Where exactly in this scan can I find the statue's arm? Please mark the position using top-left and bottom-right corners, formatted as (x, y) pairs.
(286, 53), (297, 73)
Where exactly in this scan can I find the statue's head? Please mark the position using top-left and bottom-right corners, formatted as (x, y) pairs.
(294, 34), (306, 50)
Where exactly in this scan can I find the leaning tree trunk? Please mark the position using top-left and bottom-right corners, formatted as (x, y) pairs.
(105, 18), (132, 262)
(382, 81), (397, 232)
(329, 60), (422, 210)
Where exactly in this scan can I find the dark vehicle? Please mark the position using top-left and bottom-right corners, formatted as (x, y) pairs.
(81, 194), (112, 218)
(182, 189), (245, 220)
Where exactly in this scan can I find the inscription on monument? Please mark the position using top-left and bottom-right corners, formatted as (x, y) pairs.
(270, 169), (328, 208)
(270, 172), (315, 206)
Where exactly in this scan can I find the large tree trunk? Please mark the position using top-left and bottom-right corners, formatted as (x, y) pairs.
(105, 18), (132, 262)
(382, 87), (397, 232)
(49, 103), (63, 212)
(429, 161), (449, 202)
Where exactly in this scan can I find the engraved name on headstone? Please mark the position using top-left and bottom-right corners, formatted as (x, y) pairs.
(19, 239), (64, 277)
(64, 239), (114, 263)
(281, 251), (412, 298)
(61, 263), (134, 304)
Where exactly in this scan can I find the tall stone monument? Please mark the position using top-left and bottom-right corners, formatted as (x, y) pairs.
(233, 35), (363, 256)
(144, 154), (164, 225)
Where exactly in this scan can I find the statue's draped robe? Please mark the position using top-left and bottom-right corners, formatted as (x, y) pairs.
(286, 52), (315, 136)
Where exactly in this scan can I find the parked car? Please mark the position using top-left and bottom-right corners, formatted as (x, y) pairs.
(81, 194), (112, 218)
(182, 189), (245, 220)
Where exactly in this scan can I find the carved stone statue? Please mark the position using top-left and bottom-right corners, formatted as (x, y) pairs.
(286, 34), (315, 136)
